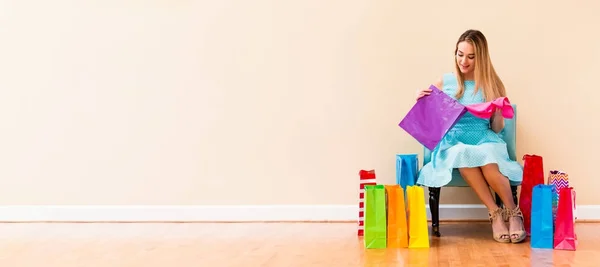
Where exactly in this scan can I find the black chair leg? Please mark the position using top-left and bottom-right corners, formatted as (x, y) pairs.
(428, 187), (441, 237)
(511, 186), (518, 206)
(495, 192), (504, 208)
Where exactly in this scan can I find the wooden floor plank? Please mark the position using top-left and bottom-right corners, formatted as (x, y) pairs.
(0, 222), (595, 266)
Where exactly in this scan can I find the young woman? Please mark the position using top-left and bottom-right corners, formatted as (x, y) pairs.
(415, 29), (526, 243)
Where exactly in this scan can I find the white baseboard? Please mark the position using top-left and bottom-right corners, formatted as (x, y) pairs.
(0, 205), (598, 222)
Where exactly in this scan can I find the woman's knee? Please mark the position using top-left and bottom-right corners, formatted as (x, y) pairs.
(458, 167), (483, 179)
(481, 164), (504, 180)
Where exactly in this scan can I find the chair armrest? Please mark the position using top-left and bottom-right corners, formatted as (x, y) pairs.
(501, 104), (517, 161)
(423, 147), (431, 165)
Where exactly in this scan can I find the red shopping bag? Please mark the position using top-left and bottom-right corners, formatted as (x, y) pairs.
(519, 154), (545, 236)
(554, 187), (577, 250)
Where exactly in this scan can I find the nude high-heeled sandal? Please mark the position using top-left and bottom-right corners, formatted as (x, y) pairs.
(488, 207), (510, 243)
(506, 206), (527, 243)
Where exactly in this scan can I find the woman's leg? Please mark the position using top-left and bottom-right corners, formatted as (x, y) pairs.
(480, 164), (526, 243)
(458, 167), (498, 209)
(480, 164), (516, 209)
(458, 167), (509, 242)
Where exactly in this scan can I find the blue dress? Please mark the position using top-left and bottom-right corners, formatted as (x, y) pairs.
(416, 73), (523, 187)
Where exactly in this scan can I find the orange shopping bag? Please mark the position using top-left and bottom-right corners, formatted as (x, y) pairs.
(385, 185), (408, 248)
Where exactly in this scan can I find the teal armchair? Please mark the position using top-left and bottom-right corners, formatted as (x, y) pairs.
(422, 104), (520, 237)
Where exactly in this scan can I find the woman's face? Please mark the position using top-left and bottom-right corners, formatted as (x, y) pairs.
(456, 41), (475, 75)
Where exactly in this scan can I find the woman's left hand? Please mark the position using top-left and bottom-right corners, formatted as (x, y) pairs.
(490, 110), (504, 133)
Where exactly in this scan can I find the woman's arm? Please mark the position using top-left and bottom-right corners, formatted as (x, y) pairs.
(415, 76), (444, 100)
(490, 110), (504, 133)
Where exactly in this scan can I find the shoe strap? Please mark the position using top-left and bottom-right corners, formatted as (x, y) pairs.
(505, 206), (523, 218)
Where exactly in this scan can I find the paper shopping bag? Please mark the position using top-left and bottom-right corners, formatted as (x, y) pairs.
(358, 170), (377, 236)
(547, 170), (576, 221)
(530, 184), (555, 249)
(385, 185), (408, 248)
(520, 154), (545, 235)
(364, 185), (387, 249)
(548, 170), (570, 192)
(554, 187), (577, 250)
(406, 185), (429, 248)
(396, 154), (419, 189)
(398, 85), (467, 151)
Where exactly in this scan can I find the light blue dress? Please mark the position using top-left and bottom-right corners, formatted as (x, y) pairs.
(416, 73), (523, 187)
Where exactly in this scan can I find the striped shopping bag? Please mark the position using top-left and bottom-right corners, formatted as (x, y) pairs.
(358, 169), (377, 236)
(548, 170), (575, 220)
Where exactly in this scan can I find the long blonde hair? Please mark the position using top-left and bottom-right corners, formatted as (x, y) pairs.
(454, 29), (506, 102)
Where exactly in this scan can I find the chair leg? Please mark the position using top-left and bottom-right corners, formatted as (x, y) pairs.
(511, 186), (518, 206)
(428, 187), (441, 237)
(495, 192), (504, 208)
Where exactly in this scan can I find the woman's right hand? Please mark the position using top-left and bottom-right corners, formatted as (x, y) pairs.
(415, 87), (432, 100)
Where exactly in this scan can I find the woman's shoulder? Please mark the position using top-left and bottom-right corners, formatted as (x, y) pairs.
(442, 72), (458, 85)
(435, 72), (458, 95)
(431, 72), (456, 88)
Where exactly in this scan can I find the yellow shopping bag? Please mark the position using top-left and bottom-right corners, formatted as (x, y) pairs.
(406, 185), (429, 248)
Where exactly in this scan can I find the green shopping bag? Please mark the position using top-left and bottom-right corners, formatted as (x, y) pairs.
(364, 184), (387, 249)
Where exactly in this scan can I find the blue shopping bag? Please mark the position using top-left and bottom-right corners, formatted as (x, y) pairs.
(530, 184), (556, 249)
(396, 154), (418, 189)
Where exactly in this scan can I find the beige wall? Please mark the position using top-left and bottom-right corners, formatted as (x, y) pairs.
(0, 1), (597, 206)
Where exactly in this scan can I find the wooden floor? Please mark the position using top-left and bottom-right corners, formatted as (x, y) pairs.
(0, 222), (596, 266)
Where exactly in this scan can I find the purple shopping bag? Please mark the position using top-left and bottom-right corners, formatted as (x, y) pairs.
(399, 85), (467, 151)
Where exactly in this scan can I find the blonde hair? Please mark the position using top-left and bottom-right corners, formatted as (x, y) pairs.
(454, 29), (506, 102)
